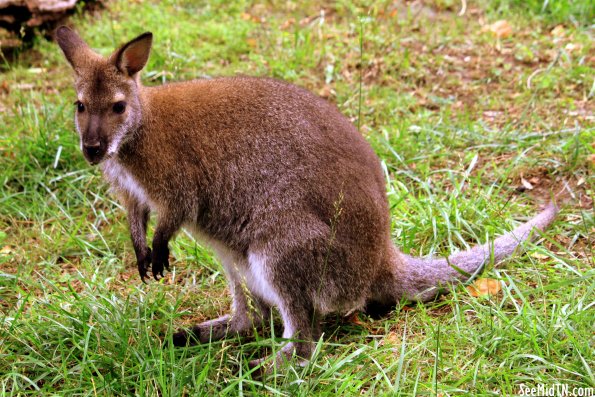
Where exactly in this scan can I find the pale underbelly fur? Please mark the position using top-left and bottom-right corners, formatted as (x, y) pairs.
(182, 223), (283, 309)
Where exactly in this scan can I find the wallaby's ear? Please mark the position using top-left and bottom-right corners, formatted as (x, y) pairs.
(55, 26), (92, 70)
(111, 32), (153, 76)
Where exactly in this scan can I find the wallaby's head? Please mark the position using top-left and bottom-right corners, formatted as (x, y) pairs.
(56, 27), (152, 164)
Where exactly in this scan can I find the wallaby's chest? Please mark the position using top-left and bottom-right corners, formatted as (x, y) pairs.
(101, 159), (156, 210)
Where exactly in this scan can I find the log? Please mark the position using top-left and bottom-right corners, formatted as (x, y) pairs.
(0, 0), (77, 28)
(0, 0), (96, 50)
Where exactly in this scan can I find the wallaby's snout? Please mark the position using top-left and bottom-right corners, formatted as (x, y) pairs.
(80, 113), (106, 164)
(82, 139), (105, 164)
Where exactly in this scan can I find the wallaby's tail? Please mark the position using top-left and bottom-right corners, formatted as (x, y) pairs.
(393, 202), (559, 302)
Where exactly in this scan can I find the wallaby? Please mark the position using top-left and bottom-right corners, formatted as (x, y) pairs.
(56, 27), (558, 370)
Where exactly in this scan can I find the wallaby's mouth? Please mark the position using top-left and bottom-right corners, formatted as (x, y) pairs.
(83, 142), (107, 165)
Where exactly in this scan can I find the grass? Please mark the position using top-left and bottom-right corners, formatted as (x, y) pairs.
(0, 0), (593, 395)
(487, 0), (594, 26)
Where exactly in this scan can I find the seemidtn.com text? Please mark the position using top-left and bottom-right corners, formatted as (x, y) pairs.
(519, 384), (594, 397)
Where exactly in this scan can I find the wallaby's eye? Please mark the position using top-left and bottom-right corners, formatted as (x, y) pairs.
(76, 101), (85, 113)
(113, 101), (126, 114)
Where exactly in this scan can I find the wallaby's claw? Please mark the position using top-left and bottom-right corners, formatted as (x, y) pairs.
(138, 267), (146, 282)
(138, 265), (146, 280)
(137, 248), (152, 283)
(150, 248), (168, 281)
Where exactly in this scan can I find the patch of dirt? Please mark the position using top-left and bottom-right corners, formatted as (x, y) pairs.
(508, 167), (591, 211)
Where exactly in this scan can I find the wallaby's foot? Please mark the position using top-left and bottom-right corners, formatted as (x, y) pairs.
(136, 248), (152, 282)
(247, 341), (313, 378)
(172, 315), (234, 346)
(150, 245), (169, 280)
(172, 309), (270, 346)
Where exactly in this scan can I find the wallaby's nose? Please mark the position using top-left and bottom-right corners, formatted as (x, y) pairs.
(83, 141), (105, 164)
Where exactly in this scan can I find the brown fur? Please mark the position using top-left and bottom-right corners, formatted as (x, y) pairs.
(56, 27), (558, 370)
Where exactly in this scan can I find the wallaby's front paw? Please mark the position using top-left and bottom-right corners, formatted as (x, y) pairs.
(137, 248), (152, 282)
(151, 246), (169, 280)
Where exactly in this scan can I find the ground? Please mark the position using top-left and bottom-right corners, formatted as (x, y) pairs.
(0, 0), (593, 395)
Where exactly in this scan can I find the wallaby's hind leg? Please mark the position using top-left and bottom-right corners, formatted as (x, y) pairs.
(248, 301), (318, 372)
(172, 253), (270, 346)
(246, 248), (320, 372)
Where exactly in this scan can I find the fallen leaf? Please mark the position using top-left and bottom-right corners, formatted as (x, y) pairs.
(346, 311), (364, 325)
(521, 177), (534, 190)
(531, 252), (549, 260)
(484, 110), (503, 120)
(551, 25), (565, 38)
(385, 332), (399, 345)
(280, 18), (295, 30)
(246, 38), (257, 48)
(565, 43), (582, 53)
(483, 20), (513, 39)
(467, 278), (502, 297)
(299, 14), (320, 27)
(13, 83), (34, 90)
(318, 85), (333, 98)
(0, 245), (12, 255)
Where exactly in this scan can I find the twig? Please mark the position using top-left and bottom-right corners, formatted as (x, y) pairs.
(458, 0), (467, 16)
